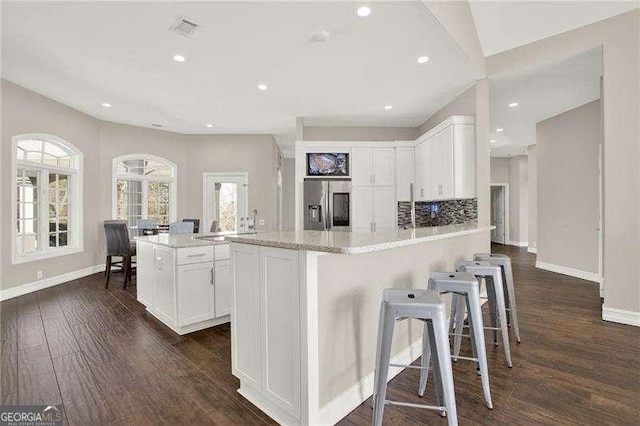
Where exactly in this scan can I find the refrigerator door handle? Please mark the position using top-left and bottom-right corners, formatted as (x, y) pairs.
(326, 190), (332, 230)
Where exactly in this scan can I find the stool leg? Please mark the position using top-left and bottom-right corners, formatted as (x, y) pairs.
(432, 310), (458, 425)
(373, 305), (395, 426)
(418, 320), (431, 397)
(452, 295), (465, 361)
(464, 296), (480, 374)
(492, 273), (513, 368)
(485, 277), (499, 346)
(468, 285), (493, 409)
(504, 263), (522, 343)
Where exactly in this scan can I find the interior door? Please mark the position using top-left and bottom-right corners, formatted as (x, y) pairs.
(204, 174), (248, 233)
(491, 186), (505, 244)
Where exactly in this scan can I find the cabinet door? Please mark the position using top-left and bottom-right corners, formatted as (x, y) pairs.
(177, 262), (214, 327)
(395, 147), (415, 201)
(437, 126), (455, 199)
(453, 124), (476, 199)
(372, 148), (395, 187)
(214, 259), (231, 317)
(414, 140), (432, 200)
(351, 147), (373, 186)
(259, 247), (300, 418)
(153, 246), (176, 326)
(136, 241), (154, 307)
(373, 187), (396, 231)
(351, 186), (374, 232)
(231, 244), (261, 389)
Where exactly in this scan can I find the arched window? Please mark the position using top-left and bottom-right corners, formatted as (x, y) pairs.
(112, 154), (176, 226)
(13, 134), (83, 263)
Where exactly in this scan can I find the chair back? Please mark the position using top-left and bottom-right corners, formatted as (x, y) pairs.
(210, 220), (219, 233)
(169, 221), (194, 235)
(182, 218), (200, 233)
(137, 218), (157, 229)
(104, 220), (131, 256)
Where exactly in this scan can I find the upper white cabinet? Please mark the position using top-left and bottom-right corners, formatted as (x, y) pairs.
(413, 116), (475, 201)
(351, 147), (395, 187)
(351, 186), (395, 232)
(395, 146), (415, 201)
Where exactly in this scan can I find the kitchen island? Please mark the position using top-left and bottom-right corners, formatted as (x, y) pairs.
(225, 223), (492, 425)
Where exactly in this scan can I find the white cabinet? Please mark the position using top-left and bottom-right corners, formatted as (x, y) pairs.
(351, 186), (396, 232)
(178, 262), (214, 327)
(413, 117), (475, 201)
(231, 244), (301, 419)
(214, 259), (231, 316)
(395, 147), (415, 201)
(373, 187), (396, 231)
(414, 139), (432, 201)
(351, 147), (395, 187)
(136, 242), (231, 335)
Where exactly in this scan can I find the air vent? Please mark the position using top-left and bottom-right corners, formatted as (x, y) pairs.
(169, 17), (198, 37)
(151, 123), (163, 128)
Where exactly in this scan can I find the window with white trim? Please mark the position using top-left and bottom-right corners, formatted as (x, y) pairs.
(112, 155), (176, 226)
(13, 134), (83, 263)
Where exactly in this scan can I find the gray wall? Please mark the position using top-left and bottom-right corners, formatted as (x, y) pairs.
(282, 158), (296, 231)
(527, 145), (537, 249)
(490, 157), (509, 183)
(1, 80), (280, 290)
(417, 85), (476, 135)
(302, 126), (418, 142)
(486, 10), (639, 315)
(536, 100), (601, 274)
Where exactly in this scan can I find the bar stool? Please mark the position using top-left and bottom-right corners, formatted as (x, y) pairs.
(474, 253), (522, 343)
(373, 289), (457, 426)
(455, 261), (513, 368)
(419, 272), (493, 410)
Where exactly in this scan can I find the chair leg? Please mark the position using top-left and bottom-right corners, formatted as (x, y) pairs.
(123, 256), (130, 289)
(432, 311), (458, 425)
(105, 256), (112, 288)
(468, 285), (493, 409)
(492, 273), (513, 368)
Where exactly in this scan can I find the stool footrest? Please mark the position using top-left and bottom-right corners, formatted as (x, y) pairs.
(452, 355), (478, 362)
(484, 327), (500, 331)
(385, 400), (446, 412)
(449, 333), (470, 338)
(389, 363), (431, 371)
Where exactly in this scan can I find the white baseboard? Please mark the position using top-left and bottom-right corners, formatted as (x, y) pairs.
(535, 261), (602, 284)
(316, 338), (423, 425)
(602, 306), (640, 327)
(0, 264), (105, 301)
(527, 246), (537, 254)
(507, 241), (528, 247)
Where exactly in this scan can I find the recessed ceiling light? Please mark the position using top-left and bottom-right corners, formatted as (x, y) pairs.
(384, 105), (393, 110)
(509, 102), (519, 107)
(173, 54), (186, 62)
(101, 102), (112, 108)
(206, 123), (214, 128)
(496, 128), (504, 132)
(490, 139), (497, 143)
(257, 83), (268, 91)
(357, 6), (371, 17)
(417, 56), (430, 64)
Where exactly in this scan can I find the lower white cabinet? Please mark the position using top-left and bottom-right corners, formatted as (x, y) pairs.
(232, 244), (301, 419)
(136, 241), (231, 335)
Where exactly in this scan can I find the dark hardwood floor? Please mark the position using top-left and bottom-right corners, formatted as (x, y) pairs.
(1, 245), (639, 425)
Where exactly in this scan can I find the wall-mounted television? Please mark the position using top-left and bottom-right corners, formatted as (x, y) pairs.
(306, 153), (349, 177)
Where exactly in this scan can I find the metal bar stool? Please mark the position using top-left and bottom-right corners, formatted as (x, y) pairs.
(455, 261), (513, 368)
(474, 253), (522, 343)
(419, 272), (493, 410)
(373, 289), (458, 426)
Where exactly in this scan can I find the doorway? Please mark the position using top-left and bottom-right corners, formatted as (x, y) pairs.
(203, 172), (249, 233)
(490, 184), (509, 245)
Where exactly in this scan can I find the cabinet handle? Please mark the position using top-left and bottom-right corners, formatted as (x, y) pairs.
(370, 222), (374, 232)
(420, 188), (424, 197)
(373, 222), (377, 232)
(187, 253), (207, 258)
(211, 267), (214, 285)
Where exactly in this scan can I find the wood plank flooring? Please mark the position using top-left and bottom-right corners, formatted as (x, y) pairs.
(1, 245), (638, 425)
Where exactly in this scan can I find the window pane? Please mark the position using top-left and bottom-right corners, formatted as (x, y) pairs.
(58, 232), (68, 247)
(58, 218), (68, 232)
(43, 153), (58, 166)
(18, 139), (42, 152)
(19, 235), (38, 253)
(145, 160), (171, 177)
(49, 233), (58, 248)
(25, 151), (42, 162)
(18, 202), (38, 220)
(43, 141), (69, 157)
(58, 157), (70, 168)
(19, 219), (37, 234)
(116, 180), (129, 220)
(218, 183), (238, 232)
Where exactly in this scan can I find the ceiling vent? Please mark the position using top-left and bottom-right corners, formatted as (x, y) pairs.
(151, 123), (163, 128)
(169, 17), (198, 37)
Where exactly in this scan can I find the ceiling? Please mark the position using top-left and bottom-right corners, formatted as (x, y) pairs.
(489, 47), (602, 157)
(469, 1), (639, 56)
(1, 1), (480, 155)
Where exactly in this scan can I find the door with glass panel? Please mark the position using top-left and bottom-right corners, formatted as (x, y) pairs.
(203, 173), (248, 233)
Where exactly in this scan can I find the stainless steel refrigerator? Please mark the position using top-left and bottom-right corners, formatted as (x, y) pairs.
(303, 179), (351, 231)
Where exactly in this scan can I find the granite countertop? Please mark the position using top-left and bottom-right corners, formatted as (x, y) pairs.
(135, 231), (256, 248)
(224, 222), (493, 254)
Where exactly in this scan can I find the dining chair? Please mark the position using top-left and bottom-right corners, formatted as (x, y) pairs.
(104, 220), (136, 289)
(169, 221), (194, 235)
(182, 218), (200, 233)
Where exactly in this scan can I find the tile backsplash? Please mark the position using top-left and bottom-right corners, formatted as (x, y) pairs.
(398, 199), (478, 227)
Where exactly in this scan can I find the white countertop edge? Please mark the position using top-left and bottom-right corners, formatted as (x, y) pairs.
(226, 225), (493, 255)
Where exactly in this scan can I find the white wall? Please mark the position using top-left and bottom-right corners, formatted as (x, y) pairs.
(1, 80), (281, 291)
(282, 158), (295, 231)
(527, 145), (537, 249)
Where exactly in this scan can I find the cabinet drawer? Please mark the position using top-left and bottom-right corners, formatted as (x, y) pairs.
(215, 244), (230, 261)
(177, 246), (214, 265)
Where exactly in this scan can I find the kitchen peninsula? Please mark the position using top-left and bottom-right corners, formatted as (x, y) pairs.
(225, 222), (492, 425)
